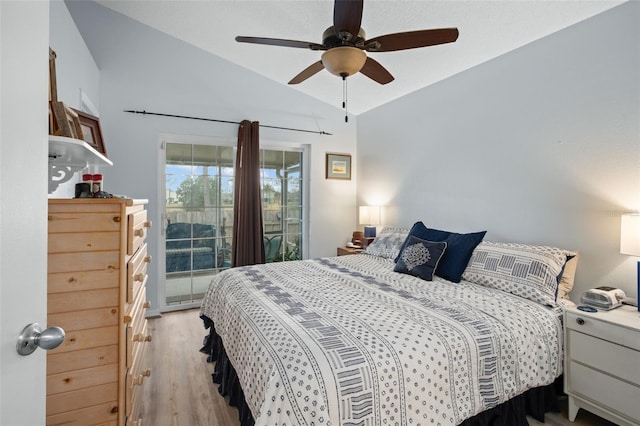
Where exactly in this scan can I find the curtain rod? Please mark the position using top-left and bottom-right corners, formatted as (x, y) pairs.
(123, 110), (332, 136)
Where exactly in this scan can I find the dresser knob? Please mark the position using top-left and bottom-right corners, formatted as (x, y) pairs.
(576, 318), (585, 325)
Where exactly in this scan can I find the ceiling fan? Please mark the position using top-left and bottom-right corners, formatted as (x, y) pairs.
(235, 0), (459, 85)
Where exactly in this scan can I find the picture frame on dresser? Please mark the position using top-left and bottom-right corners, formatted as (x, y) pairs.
(72, 108), (107, 156)
(50, 101), (78, 139)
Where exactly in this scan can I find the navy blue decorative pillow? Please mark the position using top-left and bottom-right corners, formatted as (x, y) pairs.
(395, 222), (486, 283)
(394, 236), (447, 281)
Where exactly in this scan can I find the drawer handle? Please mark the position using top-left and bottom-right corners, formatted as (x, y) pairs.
(144, 220), (152, 228)
(133, 375), (144, 386)
(133, 332), (152, 342)
(143, 301), (151, 309)
(576, 318), (585, 325)
(144, 255), (152, 264)
(134, 228), (145, 237)
(134, 273), (145, 283)
(143, 369), (151, 377)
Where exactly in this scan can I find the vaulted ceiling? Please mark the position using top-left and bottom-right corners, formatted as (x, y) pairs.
(97, 0), (625, 115)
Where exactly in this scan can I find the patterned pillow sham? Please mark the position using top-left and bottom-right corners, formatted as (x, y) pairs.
(395, 221), (487, 283)
(394, 236), (447, 281)
(364, 226), (410, 260)
(462, 241), (576, 306)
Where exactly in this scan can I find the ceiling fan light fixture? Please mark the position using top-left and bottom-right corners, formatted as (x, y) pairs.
(321, 47), (366, 78)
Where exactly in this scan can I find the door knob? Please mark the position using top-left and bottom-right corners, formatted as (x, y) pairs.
(16, 323), (65, 356)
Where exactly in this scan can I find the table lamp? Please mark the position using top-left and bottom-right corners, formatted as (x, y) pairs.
(359, 205), (381, 238)
(620, 213), (640, 311)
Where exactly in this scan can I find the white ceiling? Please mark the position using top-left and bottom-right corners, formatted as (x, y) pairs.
(96, 0), (625, 115)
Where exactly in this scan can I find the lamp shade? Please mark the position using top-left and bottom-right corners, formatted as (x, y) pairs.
(620, 213), (640, 256)
(359, 205), (381, 225)
(321, 47), (367, 77)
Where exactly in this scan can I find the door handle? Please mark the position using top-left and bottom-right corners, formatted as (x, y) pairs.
(16, 323), (65, 356)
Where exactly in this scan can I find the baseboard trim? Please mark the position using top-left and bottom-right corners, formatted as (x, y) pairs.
(145, 308), (162, 319)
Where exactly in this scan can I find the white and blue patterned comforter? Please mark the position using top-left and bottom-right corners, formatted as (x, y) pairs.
(200, 254), (563, 426)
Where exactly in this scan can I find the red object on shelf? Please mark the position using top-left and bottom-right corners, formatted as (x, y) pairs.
(92, 174), (102, 194)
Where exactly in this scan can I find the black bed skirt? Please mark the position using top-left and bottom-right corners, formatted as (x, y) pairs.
(200, 316), (562, 426)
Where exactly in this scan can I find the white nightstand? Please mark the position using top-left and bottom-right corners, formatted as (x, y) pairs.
(564, 305), (640, 426)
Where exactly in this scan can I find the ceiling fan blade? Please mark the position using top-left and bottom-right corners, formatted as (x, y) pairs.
(365, 28), (459, 52)
(288, 61), (325, 84)
(333, 0), (363, 40)
(359, 57), (394, 85)
(236, 36), (326, 50)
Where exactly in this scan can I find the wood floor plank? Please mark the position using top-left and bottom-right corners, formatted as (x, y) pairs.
(141, 309), (239, 426)
(142, 309), (615, 426)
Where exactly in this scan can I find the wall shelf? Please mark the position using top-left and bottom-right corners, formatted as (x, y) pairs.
(48, 135), (113, 193)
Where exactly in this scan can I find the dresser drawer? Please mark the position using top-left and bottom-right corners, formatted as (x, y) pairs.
(125, 287), (151, 368)
(567, 330), (640, 385)
(126, 342), (150, 417)
(128, 209), (151, 256)
(127, 243), (150, 303)
(565, 310), (640, 351)
(569, 361), (640, 422)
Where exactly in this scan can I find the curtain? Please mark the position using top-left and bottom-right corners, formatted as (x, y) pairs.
(232, 120), (265, 267)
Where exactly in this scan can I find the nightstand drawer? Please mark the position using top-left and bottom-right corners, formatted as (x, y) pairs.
(568, 330), (640, 385)
(566, 311), (640, 351)
(569, 361), (640, 422)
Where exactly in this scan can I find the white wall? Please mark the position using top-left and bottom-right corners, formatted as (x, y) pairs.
(49, 0), (101, 198)
(60, 1), (357, 312)
(357, 1), (640, 302)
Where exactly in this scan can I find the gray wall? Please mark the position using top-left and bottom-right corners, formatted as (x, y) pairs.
(357, 1), (640, 302)
(49, 0), (101, 198)
(57, 1), (358, 313)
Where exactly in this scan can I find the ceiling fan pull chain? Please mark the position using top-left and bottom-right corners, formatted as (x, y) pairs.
(342, 75), (348, 123)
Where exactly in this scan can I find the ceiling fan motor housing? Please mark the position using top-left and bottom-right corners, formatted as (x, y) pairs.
(323, 26), (366, 48)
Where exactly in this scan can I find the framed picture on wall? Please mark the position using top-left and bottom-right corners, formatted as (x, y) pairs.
(72, 108), (107, 156)
(326, 153), (352, 180)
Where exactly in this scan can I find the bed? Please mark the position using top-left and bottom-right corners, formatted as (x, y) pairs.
(200, 224), (577, 426)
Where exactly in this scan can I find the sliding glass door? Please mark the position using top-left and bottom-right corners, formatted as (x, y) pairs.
(162, 139), (305, 310)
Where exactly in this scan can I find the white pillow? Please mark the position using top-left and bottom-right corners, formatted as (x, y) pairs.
(462, 241), (576, 306)
(557, 252), (579, 299)
(364, 227), (410, 260)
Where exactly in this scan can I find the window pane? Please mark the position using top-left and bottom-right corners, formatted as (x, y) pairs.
(284, 151), (301, 179)
(166, 143), (192, 164)
(164, 142), (304, 308)
(193, 144), (217, 165)
(220, 177), (234, 206)
(219, 146), (234, 169)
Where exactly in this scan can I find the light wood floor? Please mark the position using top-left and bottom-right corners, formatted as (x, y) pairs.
(142, 309), (616, 426)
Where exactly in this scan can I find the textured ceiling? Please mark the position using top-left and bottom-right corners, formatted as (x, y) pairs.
(96, 0), (625, 115)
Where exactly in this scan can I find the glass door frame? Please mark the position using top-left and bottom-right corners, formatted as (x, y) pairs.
(157, 133), (310, 313)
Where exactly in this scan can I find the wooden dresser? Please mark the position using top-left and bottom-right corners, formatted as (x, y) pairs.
(46, 198), (152, 425)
